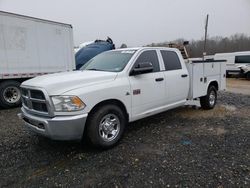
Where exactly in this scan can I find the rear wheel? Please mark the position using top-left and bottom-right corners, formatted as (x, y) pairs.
(200, 85), (217, 110)
(86, 104), (127, 149)
(0, 80), (21, 108)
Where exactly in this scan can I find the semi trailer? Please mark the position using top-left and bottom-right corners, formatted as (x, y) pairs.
(0, 11), (75, 108)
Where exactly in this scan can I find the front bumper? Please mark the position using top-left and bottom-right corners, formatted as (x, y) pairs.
(18, 107), (87, 141)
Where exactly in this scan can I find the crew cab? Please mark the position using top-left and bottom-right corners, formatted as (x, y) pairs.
(18, 47), (226, 148)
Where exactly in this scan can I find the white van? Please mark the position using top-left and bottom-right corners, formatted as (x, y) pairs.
(214, 51), (250, 76)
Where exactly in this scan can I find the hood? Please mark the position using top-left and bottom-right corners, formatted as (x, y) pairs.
(22, 70), (117, 95)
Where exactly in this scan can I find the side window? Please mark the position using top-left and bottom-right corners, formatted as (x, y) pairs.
(134, 50), (160, 72)
(235, 55), (250, 64)
(161, 50), (182, 71)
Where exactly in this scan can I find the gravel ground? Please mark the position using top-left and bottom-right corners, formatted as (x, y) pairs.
(226, 78), (250, 95)
(0, 92), (249, 187)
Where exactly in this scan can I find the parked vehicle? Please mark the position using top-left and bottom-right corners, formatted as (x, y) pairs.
(0, 11), (75, 108)
(18, 47), (226, 148)
(238, 64), (250, 79)
(75, 37), (115, 70)
(213, 51), (250, 77)
(74, 41), (94, 53)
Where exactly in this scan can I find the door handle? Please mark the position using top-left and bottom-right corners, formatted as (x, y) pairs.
(155, 78), (164, 82)
(181, 74), (188, 78)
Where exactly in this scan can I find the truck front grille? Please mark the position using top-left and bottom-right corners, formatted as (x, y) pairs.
(30, 90), (45, 100)
(21, 88), (49, 115)
(32, 101), (48, 112)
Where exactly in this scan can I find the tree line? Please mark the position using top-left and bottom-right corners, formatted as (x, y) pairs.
(147, 33), (250, 58)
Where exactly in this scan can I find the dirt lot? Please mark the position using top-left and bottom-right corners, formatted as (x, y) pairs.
(0, 83), (249, 187)
(227, 78), (250, 95)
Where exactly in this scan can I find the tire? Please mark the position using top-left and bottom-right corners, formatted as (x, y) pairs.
(200, 85), (217, 110)
(0, 80), (21, 108)
(86, 104), (127, 149)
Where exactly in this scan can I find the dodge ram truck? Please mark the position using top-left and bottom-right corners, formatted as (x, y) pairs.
(18, 47), (226, 148)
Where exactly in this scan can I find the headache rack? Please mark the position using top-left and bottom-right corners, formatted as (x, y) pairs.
(168, 42), (189, 59)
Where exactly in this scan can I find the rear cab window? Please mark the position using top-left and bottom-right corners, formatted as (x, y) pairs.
(160, 50), (182, 71)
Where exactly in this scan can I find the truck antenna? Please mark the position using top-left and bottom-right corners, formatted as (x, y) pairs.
(203, 14), (209, 60)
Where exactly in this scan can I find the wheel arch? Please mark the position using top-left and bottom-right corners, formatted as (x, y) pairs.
(87, 98), (129, 122)
(207, 80), (219, 91)
(200, 80), (218, 110)
(82, 98), (129, 140)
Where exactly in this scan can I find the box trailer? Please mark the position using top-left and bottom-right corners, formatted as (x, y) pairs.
(0, 11), (75, 108)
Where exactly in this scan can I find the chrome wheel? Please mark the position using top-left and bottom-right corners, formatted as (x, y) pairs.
(3, 86), (21, 104)
(99, 113), (120, 142)
(209, 90), (216, 106)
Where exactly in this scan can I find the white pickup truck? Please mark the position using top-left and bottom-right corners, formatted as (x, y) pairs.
(18, 47), (226, 148)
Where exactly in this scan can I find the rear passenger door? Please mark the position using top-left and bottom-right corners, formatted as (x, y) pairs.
(129, 50), (165, 118)
(160, 50), (189, 105)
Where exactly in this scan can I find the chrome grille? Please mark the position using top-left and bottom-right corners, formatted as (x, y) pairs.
(21, 88), (49, 115)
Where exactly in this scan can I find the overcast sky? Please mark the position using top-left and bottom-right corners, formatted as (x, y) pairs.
(1, 0), (250, 47)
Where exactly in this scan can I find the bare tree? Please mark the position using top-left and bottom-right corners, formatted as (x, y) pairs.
(147, 33), (250, 57)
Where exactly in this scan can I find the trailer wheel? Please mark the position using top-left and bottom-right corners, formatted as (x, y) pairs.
(0, 80), (21, 108)
(86, 104), (127, 149)
(200, 85), (217, 110)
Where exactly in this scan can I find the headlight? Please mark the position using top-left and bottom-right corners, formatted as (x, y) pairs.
(51, 96), (86, 112)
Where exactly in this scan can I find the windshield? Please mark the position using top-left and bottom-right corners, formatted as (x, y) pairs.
(80, 50), (136, 72)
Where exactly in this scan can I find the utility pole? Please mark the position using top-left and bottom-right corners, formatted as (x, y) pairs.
(203, 14), (209, 59)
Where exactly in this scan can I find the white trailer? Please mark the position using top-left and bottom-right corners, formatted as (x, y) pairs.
(0, 11), (75, 108)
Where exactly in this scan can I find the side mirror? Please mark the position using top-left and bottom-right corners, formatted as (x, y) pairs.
(131, 62), (153, 76)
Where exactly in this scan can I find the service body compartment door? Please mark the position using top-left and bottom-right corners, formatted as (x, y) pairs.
(220, 62), (226, 90)
(190, 63), (207, 99)
(204, 62), (221, 76)
(203, 62), (226, 91)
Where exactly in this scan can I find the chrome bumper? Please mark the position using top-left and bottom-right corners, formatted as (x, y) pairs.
(18, 107), (87, 141)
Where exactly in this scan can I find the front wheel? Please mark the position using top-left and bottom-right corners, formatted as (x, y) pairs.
(86, 104), (127, 149)
(200, 86), (217, 110)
